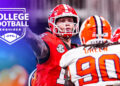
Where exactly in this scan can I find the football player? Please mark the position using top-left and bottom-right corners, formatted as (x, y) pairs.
(26, 4), (79, 86)
(60, 15), (120, 86)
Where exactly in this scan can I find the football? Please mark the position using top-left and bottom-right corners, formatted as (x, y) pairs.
(1, 33), (20, 42)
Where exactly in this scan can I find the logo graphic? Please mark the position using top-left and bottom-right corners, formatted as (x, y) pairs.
(0, 8), (29, 45)
(57, 44), (65, 53)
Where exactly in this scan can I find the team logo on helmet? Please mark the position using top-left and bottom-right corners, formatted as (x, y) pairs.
(57, 44), (65, 53)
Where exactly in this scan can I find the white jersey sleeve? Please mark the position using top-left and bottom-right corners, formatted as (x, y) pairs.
(60, 47), (84, 68)
(60, 49), (74, 68)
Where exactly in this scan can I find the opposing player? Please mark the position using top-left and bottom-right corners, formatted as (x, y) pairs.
(111, 27), (120, 42)
(60, 15), (120, 86)
(26, 4), (79, 86)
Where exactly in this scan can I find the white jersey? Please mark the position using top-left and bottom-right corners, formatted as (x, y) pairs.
(60, 44), (120, 86)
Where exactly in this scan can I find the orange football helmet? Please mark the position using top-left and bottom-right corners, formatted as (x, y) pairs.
(111, 27), (120, 42)
(80, 15), (112, 44)
(48, 4), (79, 38)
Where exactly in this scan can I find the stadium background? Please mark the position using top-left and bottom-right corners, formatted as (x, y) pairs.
(0, 0), (119, 86)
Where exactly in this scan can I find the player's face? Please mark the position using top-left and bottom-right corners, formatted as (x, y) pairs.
(56, 17), (75, 33)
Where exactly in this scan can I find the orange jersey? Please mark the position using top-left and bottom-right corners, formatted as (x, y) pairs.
(34, 32), (77, 86)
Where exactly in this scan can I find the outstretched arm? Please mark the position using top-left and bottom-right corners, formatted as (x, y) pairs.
(25, 28), (49, 60)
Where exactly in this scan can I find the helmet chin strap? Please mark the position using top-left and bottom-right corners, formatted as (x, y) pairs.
(57, 34), (71, 39)
(63, 35), (71, 39)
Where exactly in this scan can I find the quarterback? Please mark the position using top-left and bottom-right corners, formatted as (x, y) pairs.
(26, 4), (79, 86)
(60, 15), (120, 86)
